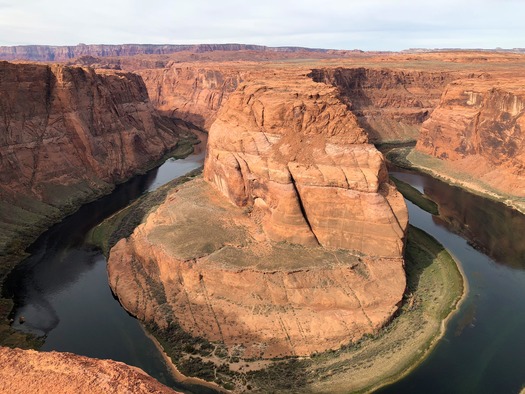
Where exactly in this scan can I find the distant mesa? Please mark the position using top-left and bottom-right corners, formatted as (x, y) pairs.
(0, 43), (333, 62)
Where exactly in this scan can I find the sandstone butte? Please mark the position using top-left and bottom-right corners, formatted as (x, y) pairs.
(0, 347), (179, 394)
(0, 61), (192, 256)
(107, 71), (409, 362)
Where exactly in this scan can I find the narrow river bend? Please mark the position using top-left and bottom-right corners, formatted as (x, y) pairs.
(380, 168), (525, 394)
(3, 148), (206, 393)
(3, 150), (525, 393)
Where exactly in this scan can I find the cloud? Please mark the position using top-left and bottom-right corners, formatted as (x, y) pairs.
(0, 0), (523, 50)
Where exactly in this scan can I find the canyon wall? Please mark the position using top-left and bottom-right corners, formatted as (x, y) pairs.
(139, 65), (245, 130)
(0, 61), (187, 255)
(309, 67), (454, 142)
(0, 347), (178, 393)
(137, 64), (456, 144)
(416, 77), (525, 197)
(0, 44), (330, 62)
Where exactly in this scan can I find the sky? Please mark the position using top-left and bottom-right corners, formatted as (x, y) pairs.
(0, 0), (523, 51)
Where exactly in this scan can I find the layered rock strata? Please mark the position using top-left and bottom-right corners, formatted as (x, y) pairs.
(309, 68), (454, 142)
(0, 44), (331, 62)
(109, 179), (406, 359)
(204, 77), (408, 257)
(108, 75), (408, 364)
(416, 77), (525, 197)
(139, 65), (244, 129)
(0, 347), (178, 393)
(0, 61), (187, 255)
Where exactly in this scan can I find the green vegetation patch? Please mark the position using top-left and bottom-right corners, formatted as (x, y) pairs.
(384, 146), (414, 169)
(390, 176), (439, 215)
(87, 168), (203, 254)
(404, 226), (463, 321)
(170, 138), (199, 160)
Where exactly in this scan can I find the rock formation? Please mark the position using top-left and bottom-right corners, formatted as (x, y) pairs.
(203, 77), (408, 256)
(309, 67), (454, 142)
(139, 65), (244, 130)
(0, 347), (178, 393)
(109, 178), (406, 360)
(108, 73), (408, 370)
(416, 76), (525, 197)
(0, 61), (189, 256)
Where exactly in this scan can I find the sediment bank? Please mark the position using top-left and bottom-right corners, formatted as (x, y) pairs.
(387, 147), (525, 215)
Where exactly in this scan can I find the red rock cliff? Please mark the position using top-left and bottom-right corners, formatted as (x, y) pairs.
(416, 77), (525, 197)
(0, 347), (178, 393)
(204, 75), (408, 257)
(309, 67), (454, 142)
(0, 61), (186, 254)
(139, 64), (244, 130)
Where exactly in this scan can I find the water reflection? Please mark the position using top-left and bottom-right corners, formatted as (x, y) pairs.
(392, 169), (525, 270)
(380, 170), (525, 393)
(2, 148), (205, 392)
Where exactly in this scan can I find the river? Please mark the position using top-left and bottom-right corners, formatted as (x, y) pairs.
(3, 147), (207, 393)
(379, 168), (525, 394)
(3, 151), (525, 393)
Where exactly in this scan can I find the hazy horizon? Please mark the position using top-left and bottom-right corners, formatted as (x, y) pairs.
(0, 0), (523, 51)
(0, 42), (523, 53)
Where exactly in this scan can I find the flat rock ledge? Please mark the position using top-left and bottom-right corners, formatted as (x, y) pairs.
(0, 346), (179, 394)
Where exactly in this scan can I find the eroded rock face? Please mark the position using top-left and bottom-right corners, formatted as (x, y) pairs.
(204, 77), (408, 257)
(108, 75), (408, 365)
(416, 77), (525, 196)
(0, 61), (186, 254)
(309, 68), (454, 142)
(139, 65), (244, 130)
(0, 347), (178, 393)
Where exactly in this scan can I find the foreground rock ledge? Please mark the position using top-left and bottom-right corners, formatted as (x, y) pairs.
(108, 179), (406, 359)
(0, 347), (178, 393)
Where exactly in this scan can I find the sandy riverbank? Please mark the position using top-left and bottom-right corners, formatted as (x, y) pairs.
(301, 226), (466, 393)
(142, 328), (227, 394)
(405, 149), (525, 215)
